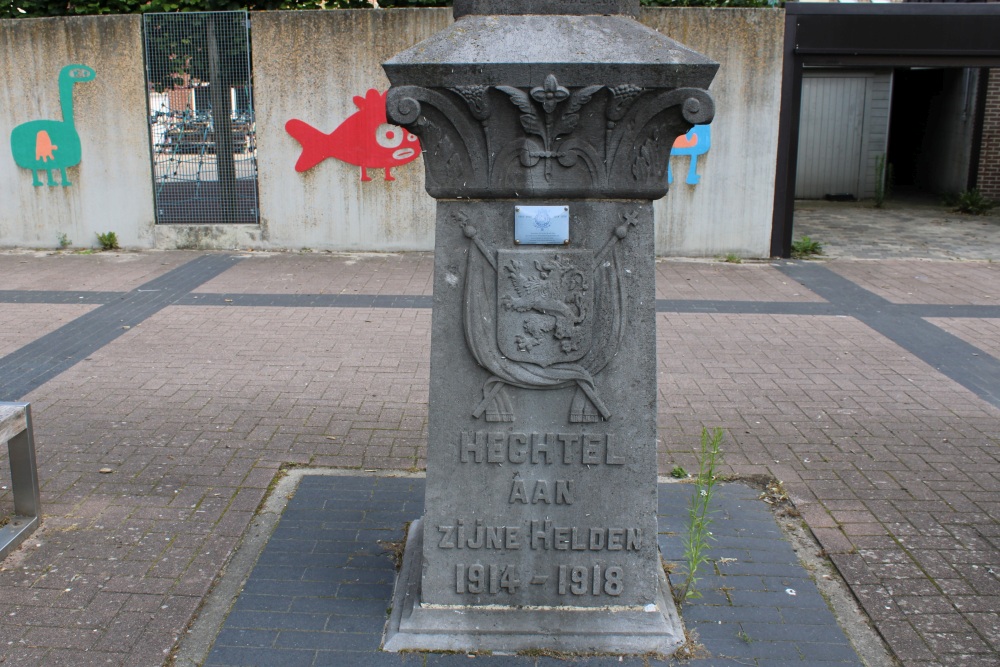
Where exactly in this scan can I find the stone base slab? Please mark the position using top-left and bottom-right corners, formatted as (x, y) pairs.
(382, 519), (685, 655)
(153, 224), (264, 251)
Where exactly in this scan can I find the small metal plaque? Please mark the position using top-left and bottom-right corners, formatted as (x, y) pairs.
(514, 205), (569, 245)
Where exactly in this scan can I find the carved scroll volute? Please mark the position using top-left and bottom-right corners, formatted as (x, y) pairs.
(607, 88), (715, 197)
(386, 86), (490, 198)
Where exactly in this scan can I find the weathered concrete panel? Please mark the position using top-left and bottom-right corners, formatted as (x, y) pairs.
(0, 9), (782, 256)
(641, 8), (784, 258)
(0, 16), (154, 249)
(252, 9), (451, 251)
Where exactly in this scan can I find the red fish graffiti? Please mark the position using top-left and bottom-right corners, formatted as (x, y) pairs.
(285, 89), (422, 182)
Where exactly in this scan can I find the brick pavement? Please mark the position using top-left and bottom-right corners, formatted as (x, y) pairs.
(0, 247), (997, 666)
(794, 200), (1000, 261)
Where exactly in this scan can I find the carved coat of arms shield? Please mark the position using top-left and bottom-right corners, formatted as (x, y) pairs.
(496, 250), (594, 367)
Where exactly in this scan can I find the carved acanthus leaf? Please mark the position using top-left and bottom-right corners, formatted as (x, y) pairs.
(565, 85), (603, 116)
(496, 86), (535, 116)
(607, 84), (643, 121)
(450, 85), (491, 121)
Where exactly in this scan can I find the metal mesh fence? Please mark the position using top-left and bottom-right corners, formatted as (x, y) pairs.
(143, 11), (259, 225)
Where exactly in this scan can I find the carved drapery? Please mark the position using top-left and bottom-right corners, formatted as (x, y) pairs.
(386, 76), (714, 200)
(458, 209), (635, 423)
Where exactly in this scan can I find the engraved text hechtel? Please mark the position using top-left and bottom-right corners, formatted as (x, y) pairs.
(459, 431), (625, 465)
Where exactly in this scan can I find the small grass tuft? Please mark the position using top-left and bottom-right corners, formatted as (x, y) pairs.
(670, 465), (688, 479)
(378, 521), (411, 570)
(791, 235), (823, 259)
(673, 628), (710, 661)
(723, 252), (742, 264)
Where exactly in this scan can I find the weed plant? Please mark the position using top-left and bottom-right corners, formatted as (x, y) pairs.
(874, 154), (892, 208)
(674, 427), (724, 604)
(790, 236), (822, 259)
(96, 231), (120, 250)
(950, 189), (996, 216)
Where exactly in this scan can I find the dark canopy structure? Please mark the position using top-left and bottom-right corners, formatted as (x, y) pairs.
(772, 2), (1000, 257)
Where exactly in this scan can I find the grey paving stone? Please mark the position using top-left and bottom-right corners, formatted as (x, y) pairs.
(428, 655), (535, 666)
(731, 621), (852, 644)
(212, 628), (279, 648)
(288, 597), (389, 617)
(275, 629), (382, 651)
(230, 594), (294, 613)
(726, 589), (828, 609)
(320, 651), (425, 666)
(222, 610), (329, 632)
(694, 636), (803, 661)
(536, 657), (647, 666)
(197, 476), (859, 667)
(204, 645), (316, 667)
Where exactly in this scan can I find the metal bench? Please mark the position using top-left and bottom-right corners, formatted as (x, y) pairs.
(0, 402), (41, 560)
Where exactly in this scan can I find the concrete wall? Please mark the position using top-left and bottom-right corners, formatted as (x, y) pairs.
(252, 9), (449, 251)
(642, 8), (785, 258)
(0, 8), (784, 256)
(0, 16), (155, 250)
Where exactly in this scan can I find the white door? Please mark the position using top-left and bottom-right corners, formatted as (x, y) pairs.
(795, 76), (868, 199)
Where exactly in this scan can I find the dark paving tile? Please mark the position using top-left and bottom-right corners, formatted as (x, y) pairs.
(200, 476), (861, 666)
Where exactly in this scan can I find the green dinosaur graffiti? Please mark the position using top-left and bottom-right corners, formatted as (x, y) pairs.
(10, 64), (96, 187)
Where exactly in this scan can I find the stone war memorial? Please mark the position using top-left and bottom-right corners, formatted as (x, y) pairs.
(381, 0), (717, 655)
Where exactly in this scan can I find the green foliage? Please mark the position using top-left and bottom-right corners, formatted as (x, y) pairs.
(96, 231), (120, 250)
(4, 0), (783, 17)
(723, 253), (741, 264)
(641, 0), (779, 7)
(673, 427), (723, 605)
(950, 189), (996, 216)
(790, 235), (822, 259)
(57, 232), (71, 249)
(378, 0), (451, 6)
(143, 11), (251, 91)
(670, 465), (688, 479)
(6, 0), (371, 19)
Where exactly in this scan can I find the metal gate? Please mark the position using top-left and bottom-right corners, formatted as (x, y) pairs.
(143, 11), (259, 224)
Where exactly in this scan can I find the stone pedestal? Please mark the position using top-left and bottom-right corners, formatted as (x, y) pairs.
(382, 0), (717, 655)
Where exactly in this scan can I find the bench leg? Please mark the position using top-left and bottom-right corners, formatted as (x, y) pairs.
(1, 403), (41, 560)
(9, 405), (41, 518)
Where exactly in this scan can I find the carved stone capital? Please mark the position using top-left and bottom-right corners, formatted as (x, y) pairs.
(387, 79), (714, 200)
